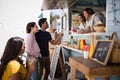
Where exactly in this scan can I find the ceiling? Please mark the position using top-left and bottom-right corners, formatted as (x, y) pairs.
(41, 0), (106, 10)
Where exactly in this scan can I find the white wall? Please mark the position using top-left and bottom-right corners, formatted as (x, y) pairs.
(0, 0), (43, 58)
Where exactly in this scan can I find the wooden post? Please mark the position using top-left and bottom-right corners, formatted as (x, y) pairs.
(70, 66), (76, 80)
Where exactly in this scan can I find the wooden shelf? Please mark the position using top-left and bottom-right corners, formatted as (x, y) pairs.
(61, 44), (83, 53)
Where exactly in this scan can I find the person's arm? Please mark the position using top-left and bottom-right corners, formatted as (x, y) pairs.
(9, 72), (22, 80)
(24, 69), (33, 80)
(77, 28), (85, 34)
(25, 58), (36, 80)
(49, 33), (63, 45)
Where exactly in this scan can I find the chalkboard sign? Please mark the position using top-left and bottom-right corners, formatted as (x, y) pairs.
(92, 40), (114, 65)
(49, 45), (66, 80)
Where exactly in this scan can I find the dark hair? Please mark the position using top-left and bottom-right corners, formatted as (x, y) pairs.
(79, 13), (86, 22)
(26, 22), (36, 33)
(83, 8), (95, 15)
(38, 18), (47, 28)
(0, 37), (24, 79)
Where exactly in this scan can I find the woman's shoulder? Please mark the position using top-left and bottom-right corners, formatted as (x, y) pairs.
(7, 60), (26, 72)
(1, 60), (21, 80)
(8, 60), (21, 69)
(9, 60), (19, 64)
(26, 34), (34, 39)
(3, 60), (26, 80)
(4, 60), (21, 75)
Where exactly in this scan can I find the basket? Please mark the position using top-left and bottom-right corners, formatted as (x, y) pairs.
(93, 24), (106, 32)
(109, 32), (120, 63)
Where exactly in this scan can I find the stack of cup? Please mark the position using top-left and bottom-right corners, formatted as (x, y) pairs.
(83, 45), (90, 59)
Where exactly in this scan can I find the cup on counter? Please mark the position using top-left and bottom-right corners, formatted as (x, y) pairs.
(84, 51), (89, 59)
(83, 45), (90, 59)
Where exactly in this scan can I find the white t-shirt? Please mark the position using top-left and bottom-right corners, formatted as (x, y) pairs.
(79, 23), (85, 29)
(79, 22), (89, 32)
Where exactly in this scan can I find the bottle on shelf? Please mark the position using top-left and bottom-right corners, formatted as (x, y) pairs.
(78, 39), (86, 50)
(89, 34), (95, 59)
(70, 36), (74, 45)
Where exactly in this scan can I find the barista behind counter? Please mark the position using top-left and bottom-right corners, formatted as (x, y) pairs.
(83, 8), (106, 33)
(77, 8), (106, 34)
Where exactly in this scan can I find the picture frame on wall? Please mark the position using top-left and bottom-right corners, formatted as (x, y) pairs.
(92, 40), (114, 65)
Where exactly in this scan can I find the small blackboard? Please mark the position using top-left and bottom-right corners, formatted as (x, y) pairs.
(49, 45), (66, 80)
(92, 40), (114, 65)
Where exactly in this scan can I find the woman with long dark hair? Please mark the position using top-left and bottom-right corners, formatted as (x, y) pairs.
(0, 37), (35, 80)
(77, 13), (86, 34)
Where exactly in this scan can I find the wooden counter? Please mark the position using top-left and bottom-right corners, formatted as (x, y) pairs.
(69, 57), (120, 80)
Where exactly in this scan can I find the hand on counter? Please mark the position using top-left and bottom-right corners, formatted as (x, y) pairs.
(77, 28), (85, 34)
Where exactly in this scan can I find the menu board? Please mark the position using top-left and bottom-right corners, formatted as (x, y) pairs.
(49, 45), (66, 80)
(92, 40), (114, 65)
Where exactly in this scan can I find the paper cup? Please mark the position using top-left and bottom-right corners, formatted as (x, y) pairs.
(84, 51), (88, 59)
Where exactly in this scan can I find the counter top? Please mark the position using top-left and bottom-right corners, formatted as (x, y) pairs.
(69, 57), (120, 80)
(61, 44), (83, 53)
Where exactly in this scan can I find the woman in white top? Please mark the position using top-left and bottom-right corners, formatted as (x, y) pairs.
(25, 22), (41, 80)
(77, 14), (87, 34)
